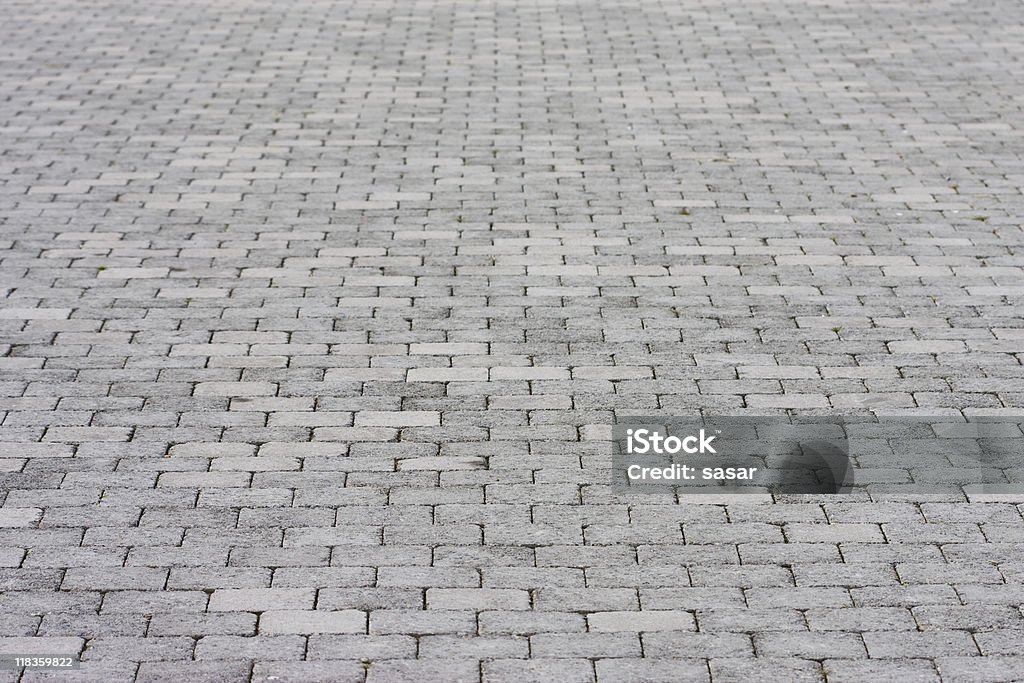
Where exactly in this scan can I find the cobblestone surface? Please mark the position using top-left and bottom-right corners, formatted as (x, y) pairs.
(2, 0), (1024, 680)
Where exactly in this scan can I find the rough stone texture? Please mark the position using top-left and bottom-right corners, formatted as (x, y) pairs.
(1, 0), (1023, 681)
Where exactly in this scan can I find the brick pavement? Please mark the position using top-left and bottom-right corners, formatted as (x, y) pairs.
(1, 0), (1024, 680)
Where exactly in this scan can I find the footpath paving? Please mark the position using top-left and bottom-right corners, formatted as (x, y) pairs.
(1, 0), (1024, 681)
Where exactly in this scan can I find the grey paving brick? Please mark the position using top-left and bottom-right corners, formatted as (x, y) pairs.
(530, 633), (641, 658)
(147, 613), (257, 637)
(696, 608), (807, 633)
(862, 631), (979, 658)
(709, 658), (823, 683)
(369, 610), (476, 636)
(82, 637), (193, 662)
(805, 607), (916, 632)
(534, 588), (639, 611)
(426, 588), (529, 610)
(306, 634), (417, 661)
(478, 611), (586, 635)
(639, 588), (746, 610)
(793, 563), (900, 588)
(0, 636), (83, 656)
(821, 659), (939, 683)
(258, 610), (366, 635)
(61, 568), (167, 591)
(484, 658), (595, 683)
(595, 658), (709, 683)
(753, 632), (867, 658)
(588, 610), (696, 632)
(785, 523), (885, 543)
(643, 632), (753, 658)
(913, 606), (1024, 632)
(956, 585), (1024, 605)
(746, 587), (853, 610)
(251, 661), (365, 683)
(317, 588), (424, 611)
(850, 585), (961, 607)
(37, 614), (146, 638)
(365, 660), (480, 683)
(167, 568), (271, 590)
(207, 588), (314, 612)
(935, 656), (1024, 682)
(194, 635), (305, 661)
(419, 635), (529, 659)
(971, 629), (1024, 656)
(0, 508), (42, 527)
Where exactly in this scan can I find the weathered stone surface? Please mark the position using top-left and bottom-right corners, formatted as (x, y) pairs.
(1, 0), (1022, 679)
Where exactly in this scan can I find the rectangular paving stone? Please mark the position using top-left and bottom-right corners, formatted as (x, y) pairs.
(587, 611), (696, 632)
(258, 610), (366, 635)
(0, 508), (42, 528)
(426, 589), (529, 610)
(369, 610), (477, 635)
(862, 631), (980, 658)
(306, 635), (417, 661)
(754, 632), (867, 659)
(530, 633), (641, 658)
(207, 589), (314, 612)
(194, 635), (305, 660)
(484, 659), (595, 683)
(251, 661), (366, 683)
(355, 411), (440, 427)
